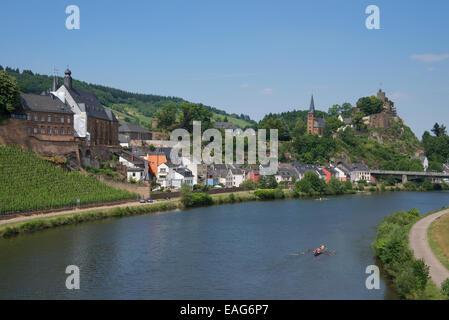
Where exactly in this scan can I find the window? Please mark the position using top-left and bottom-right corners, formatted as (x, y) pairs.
(40, 127), (45, 134)
(34, 114), (38, 121)
(41, 114), (45, 122)
(61, 116), (64, 123)
(27, 127), (31, 135)
(67, 127), (71, 135)
(48, 115), (51, 122)
(60, 127), (64, 135)
(33, 127), (37, 134)
(53, 127), (58, 135)
(27, 113), (31, 121)
(67, 117), (71, 124)
(54, 115), (58, 122)
(47, 127), (51, 135)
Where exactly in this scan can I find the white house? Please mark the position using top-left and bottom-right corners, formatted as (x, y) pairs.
(350, 163), (371, 183)
(156, 163), (193, 189)
(226, 168), (245, 188)
(127, 167), (144, 182)
(180, 156), (207, 185)
(330, 165), (347, 182)
(171, 167), (194, 189)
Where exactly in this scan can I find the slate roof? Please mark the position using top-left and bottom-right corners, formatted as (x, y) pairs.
(175, 167), (193, 177)
(309, 95), (315, 114)
(20, 93), (73, 114)
(119, 124), (151, 133)
(314, 118), (326, 128)
(120, 151), (145, 167)
(229, 168), (244, 175)
(65, 87), (118, 122)
(352, 163), (370, 171)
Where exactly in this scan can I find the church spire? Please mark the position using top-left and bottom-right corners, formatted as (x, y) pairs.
(309, 95), (315, 114)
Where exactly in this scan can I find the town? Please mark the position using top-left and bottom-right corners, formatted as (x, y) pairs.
(1, 68), (448, 204)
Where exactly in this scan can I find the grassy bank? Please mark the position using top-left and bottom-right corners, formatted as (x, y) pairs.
(0, 190), (259, 239)
(372, 208), (448, 300)
(428, 213), (449, 272)
(0, 202), (181, 239)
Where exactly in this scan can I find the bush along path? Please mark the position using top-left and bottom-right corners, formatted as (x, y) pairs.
(372, 208), (447, 299)
(409, 208), (449, 288)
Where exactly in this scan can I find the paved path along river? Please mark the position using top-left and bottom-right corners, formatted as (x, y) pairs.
(409, 208), (449, 288)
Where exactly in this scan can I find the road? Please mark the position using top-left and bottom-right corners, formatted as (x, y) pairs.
(0, 199), (175, 226)
(409, 208), (449, 288)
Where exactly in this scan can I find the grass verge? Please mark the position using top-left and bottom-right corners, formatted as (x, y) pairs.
(428, 215), (449, 272)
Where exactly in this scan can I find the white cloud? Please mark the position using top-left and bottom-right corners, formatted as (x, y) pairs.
(240, 83), (249, 88)
(411, 53), (449, 63)
(427, 67), (436, 72)
(260, 88), (273, 95)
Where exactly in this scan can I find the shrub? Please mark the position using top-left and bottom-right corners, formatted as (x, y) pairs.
(189, 193), (213, 207)
(254, 189), (277, 200)
(441, 278), (449, 298)
(240, 179), (257, 190)
(372, 208), (431, 299)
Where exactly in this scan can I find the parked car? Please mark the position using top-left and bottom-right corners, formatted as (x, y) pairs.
(139, 199), (145, 203)
(147, 198), (153, 203)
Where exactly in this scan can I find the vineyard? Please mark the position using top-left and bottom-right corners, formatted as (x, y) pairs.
(0, 146), (137, 214)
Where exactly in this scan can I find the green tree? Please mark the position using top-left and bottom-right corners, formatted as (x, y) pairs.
(352, 111), (367, 131)
(0, 70), (20, 115)
(154, 102), (177, 130)
(180, 183), (193, 207)
(328, 104), (341, 117)
(326, 177), (344, 195)
(294, 171), (326, 195)
(356, 96), (384, 115)
(240, 179), (257, 190)
(179, 102), (213, 131)
(258, 175), (278, 189)
(431, 123), (447, 137)
(324, 116), (344, 136)
(341, 102), (353, 118)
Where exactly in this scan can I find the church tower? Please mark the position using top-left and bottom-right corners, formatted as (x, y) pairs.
(307, 95), (316, 135)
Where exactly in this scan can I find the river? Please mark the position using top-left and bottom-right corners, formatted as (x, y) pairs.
(0, 191), (448, 299)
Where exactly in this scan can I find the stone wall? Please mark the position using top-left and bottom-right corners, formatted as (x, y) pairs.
(0, 118), (79, 160)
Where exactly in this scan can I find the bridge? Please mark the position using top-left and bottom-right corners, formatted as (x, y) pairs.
(370, 170), (449, 183)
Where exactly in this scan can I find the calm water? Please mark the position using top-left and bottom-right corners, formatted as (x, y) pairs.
(0, 192), (448, 300)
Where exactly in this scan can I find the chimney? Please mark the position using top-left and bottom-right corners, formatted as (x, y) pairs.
(52, 74), (58, 92)
(64, 68), (72, 89)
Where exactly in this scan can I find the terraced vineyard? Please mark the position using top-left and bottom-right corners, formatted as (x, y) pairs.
(0, 146), (137, 214)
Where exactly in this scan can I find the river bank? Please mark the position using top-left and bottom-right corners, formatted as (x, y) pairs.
(0, 190), (258, 238)
(373, 207), (449, 300)
(1, 188), (447, 239)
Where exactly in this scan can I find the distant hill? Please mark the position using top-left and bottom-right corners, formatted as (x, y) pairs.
(0, 65), (256, 129)
(260, 104), (423, 170)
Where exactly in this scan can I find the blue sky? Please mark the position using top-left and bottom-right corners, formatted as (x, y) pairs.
(1, 0), (448, 136)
